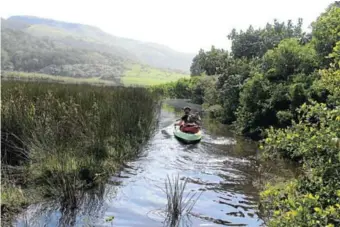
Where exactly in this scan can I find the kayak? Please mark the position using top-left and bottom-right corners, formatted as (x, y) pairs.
(173, 123), (202, 144)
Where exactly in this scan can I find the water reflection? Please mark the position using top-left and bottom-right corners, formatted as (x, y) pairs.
(15, 183), (117, 227)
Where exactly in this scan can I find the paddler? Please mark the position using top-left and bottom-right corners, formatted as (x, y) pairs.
(175, 106), (201, 126)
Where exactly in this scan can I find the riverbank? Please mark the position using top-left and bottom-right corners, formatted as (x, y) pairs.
(1, 81), (160, 224)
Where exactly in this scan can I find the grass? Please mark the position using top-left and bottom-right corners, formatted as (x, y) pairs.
(3, 65), (190, 87)
(164, 174), (202, 227)
(122, 64), (190, 86)
(2, 71), (117, 85)
(1, 81), (159, 223)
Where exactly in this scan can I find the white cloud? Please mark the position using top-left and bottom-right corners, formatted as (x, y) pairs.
(0, 0), (334, 53)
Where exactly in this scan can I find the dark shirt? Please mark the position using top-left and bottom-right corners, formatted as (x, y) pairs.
(181, 114), (190, 123)
(181, 114), (200, 124)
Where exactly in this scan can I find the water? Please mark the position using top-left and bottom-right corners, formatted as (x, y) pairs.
(14, 100), (292, 227)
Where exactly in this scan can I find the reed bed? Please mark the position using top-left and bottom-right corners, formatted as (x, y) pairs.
(1, 81), (159, 222)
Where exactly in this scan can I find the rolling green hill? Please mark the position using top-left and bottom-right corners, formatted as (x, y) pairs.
(1, 17), (191, 85)
(3, 16), (194, 72)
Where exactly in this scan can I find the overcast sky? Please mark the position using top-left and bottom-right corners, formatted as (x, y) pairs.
(0, 0), (335, 53)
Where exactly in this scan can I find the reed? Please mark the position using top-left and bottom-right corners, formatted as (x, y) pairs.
(164, 174), (202, 227)
(1, 81), (159, 222)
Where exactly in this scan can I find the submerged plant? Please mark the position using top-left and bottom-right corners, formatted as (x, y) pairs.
(163, 174), (202, 227)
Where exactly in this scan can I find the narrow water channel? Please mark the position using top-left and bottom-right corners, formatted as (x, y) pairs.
(14, 99), (293, 227)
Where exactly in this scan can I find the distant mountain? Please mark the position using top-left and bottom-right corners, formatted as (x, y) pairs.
(1, 27), (128, 84)
(3, 16), (195, 72)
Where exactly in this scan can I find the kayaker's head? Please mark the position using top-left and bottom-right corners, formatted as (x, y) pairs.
(183, 106), (191, 115)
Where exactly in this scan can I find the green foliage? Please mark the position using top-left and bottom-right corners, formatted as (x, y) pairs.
(150, 76), (219, 108)
(260, 58), (340, 226)
(190, 47), (229, 76)
(312, 3), (340, 67)
(235, 73), (275, 137)
(329, 41), (340, 68)
(149, 78), (194, 99)
(183, 3), (340, 227)
(228, 19), (304, 59)
(185, 3), (339, 139)
(312, 67), (340, 106)
(260, 181), (340, 227)
(263, 39), (318, 82)
(260, 102), (340, 226)
(276, 110), (294, 127)
(1, 81), (159, 219)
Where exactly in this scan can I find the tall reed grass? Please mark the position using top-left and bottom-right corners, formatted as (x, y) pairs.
(164, 174), (202, 227)
(1, 81), (159, 222)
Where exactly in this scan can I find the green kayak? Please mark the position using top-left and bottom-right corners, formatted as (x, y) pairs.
(173, 125), (202, 143)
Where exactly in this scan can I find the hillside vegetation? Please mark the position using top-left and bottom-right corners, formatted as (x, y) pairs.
(1, 18), (190, 86)
(2, 16), (194, 73)
(153, 2), (340, 226)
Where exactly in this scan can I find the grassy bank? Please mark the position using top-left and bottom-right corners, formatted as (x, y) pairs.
(1, 81), (159, 223)
(122, 64), (190, 86)
(2, 64), (190, 87)
(1, 71), (119, 86)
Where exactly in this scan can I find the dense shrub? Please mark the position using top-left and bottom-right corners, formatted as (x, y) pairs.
(260, 102), (340, 226)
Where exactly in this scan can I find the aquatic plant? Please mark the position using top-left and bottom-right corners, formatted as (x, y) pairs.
(163, 174), (202, 227)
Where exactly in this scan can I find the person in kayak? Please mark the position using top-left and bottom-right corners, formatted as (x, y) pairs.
(181, 106), (192, 123)
(175, 106), (201, 127)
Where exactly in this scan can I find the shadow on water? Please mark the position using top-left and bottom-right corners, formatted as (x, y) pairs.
(13, 99), (297, 227)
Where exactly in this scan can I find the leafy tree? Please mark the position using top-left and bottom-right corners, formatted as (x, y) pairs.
(262, 38), (318, 82)
(260, 102), (340, 227)
(190, 49), (206, 76)
(235, 73), (275, 137)
(228, 19), (304, 59)
(190, 46), (229, 76)
(312, 2), (340, 67)
(217, 74), (243, 123)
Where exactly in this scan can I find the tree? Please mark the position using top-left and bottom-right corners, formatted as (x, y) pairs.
(312, 2), (340, 67)
(235, 73), (274, 137)
(228, 19), (304, 59)
(262, 38), (318, 82)
(190, 46), (229, 76)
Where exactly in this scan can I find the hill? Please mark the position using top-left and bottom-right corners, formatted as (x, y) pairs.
(3, 16), (195, 72)
(1, 17), (191, 85)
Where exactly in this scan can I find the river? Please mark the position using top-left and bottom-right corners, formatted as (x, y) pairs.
(13, 99), (294, 227)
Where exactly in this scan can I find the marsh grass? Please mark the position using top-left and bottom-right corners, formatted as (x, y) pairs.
(163, 174), (202, 227)
(1, 81), (159, 222)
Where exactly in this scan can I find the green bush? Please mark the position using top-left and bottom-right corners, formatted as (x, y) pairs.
(260, 102), (340, 226)
(235, 73), (275, 137)
(312, 3), (340, 67)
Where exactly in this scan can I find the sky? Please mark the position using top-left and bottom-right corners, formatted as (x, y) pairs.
(0, 0), (335, 53)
